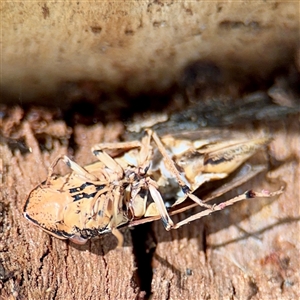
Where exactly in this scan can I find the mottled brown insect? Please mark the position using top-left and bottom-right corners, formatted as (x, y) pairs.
(24, 129), (283, 246)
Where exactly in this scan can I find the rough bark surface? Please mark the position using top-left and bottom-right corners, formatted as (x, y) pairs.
(0, 110), (299, 300)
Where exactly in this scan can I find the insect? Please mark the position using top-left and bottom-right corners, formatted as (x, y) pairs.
(24, 129), (283, 246)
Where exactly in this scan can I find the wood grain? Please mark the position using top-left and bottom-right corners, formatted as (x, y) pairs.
(0, 114), (299, 300)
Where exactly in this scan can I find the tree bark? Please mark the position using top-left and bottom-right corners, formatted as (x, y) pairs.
(0, 112), (299, 300)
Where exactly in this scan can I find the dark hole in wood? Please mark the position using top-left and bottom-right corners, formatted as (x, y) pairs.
(130, 222), (157, 299)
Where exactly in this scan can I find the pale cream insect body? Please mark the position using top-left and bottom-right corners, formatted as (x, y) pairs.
(24, 129), (282, 245)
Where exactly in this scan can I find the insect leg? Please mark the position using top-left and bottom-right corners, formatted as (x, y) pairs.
(110, 186), (128, 247)
(149, 130), (213, 209)
(92, 140), (142, 152)
(137, 130), (153, 168)
(89, 187), (112, 217)
(147, 178), (174, 230)
(46, 155), (99, 184)
(172, 187), (284, 229)
(92, 140), (144, 178)
(92, 149), (124, 178)
(112, 228), (124, 248)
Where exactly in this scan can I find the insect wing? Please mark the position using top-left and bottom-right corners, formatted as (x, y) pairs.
(127, 163), (270, 229)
